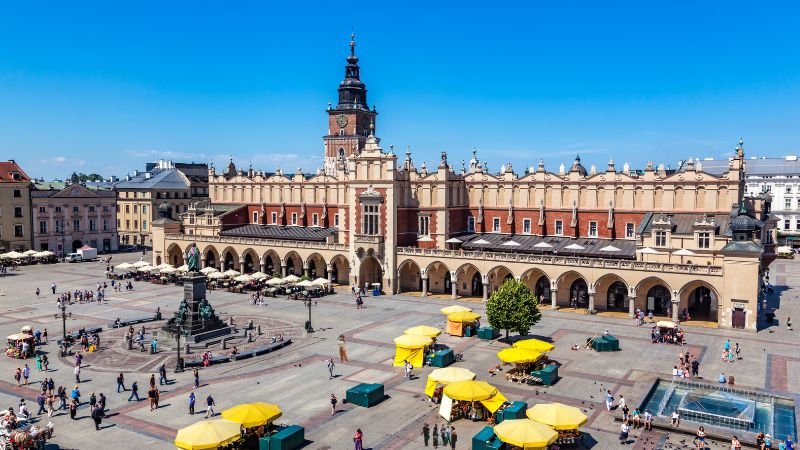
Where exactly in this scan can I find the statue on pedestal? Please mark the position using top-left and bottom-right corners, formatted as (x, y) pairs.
(187, 243), (200, 272)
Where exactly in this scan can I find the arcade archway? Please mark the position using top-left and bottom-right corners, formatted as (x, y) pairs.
(399, 260), (422, 292)
(359, 256), (382, 286)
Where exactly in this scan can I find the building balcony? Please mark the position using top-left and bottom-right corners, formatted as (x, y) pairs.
(354, 234), (384, 245)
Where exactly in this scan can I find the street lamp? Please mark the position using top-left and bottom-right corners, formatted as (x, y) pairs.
(303, 296), (314, 333)
(172, 325), (186, 373)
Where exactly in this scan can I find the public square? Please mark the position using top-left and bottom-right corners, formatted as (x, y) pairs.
(0, 253), (797, 450)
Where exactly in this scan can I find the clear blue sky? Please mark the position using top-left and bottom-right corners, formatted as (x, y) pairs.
(2, 1), (799, 179)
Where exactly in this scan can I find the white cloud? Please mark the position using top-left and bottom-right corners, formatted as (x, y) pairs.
(40, 155), (83, 166)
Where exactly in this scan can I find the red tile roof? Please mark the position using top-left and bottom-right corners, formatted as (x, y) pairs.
(0, 161), (31, 183)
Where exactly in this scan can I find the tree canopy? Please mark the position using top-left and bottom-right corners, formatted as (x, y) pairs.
(485, 278), (542, 343)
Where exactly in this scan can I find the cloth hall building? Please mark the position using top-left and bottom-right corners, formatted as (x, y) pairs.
(151, 36), (775, 331)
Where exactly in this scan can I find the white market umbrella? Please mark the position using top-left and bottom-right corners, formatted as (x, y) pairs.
(250, 271), (268, 279)
(207, 271), (227, 279)
(137, 265), (156, 272)
(176, 264), (189, 272)
(222, 269), (241, 277)
(599, 245), (621, 252)
(3, 251), (24, 259)
(473, 238), (491, 246)
(564, 243), (585, 256)
(445, 237), (463, 244)
(22, 250), (38, 256)
(160, 266), (177, 274)
(132, 260), (149, 268)
(115, 262), (133, 270)
(502, 240), (521, 247)
(296, 280), (314, 287)
(533, 242), (553, 249)
(200, 266), (218, 274)
(312, 277), (330, 286)
(266, 277), (285, 286)
(155, 263), (174, 270)
(283, 274), (301, 283)
(777, 246), (793, 254)
(636, 247), (660, 262)
(234, 274), (254, 283)
(673, 248), (696, 264)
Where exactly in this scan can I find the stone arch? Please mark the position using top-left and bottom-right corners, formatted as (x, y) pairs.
(555, 270), (589, 308)
(487, 265), (514, 294)
(241, 248), (259, 274)
(283, 251), (302, 276)
(678, 280), (719, 322)
(166, 243), (184, 268)
(329, 254), (350, 285)
(220, 246), (239, 271)
(593, 273), (628, 311)
(398, 259), (423, 292)
(636, 276), (673, 316)
(261, 249), (280, 276)
(305, 252), (327, 279)
(426, 261), (451, 294)
(455, 263), (482, 298)
(202, 245), (219, 269)
(520, 268), (550, 301)
(359, 255), (382, 286)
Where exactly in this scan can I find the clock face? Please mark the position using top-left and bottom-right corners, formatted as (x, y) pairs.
(336, 114), (348, 128)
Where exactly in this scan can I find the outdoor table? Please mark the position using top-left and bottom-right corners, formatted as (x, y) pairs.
(346, 383), (385, 407)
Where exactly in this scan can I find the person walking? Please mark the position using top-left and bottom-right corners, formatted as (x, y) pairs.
(330, 394), (337, 415)
(42, 328), (48, 343)
(353, 429), (363, 450)
(450, 427), (457, 450)
(91, 404), (103, 430)
(98, 393), (106, 414)
(189, 392), (196, 415)
(116, 373), (126, 392)
(441, 424), (449, 447)
(338, 335), (349, 362)
(45, 393), (55, 417)
(128, 381), (140, 402)
(149, 374), (156, 389)
(327, 358), (336, 380)
(57, 386), (67, 410)
(69, 398), (78, 420)
(42, 355), (49, 372)
(35, 354), (43, 371)
(159, 363), (167, 385)
(36, 392), (46, 415)
(71, 385), (81, 404)
(36, 288), (40, 298)
(74, 364), (81, 383)
(193, 368), (200, 389)
(14, 367), (21, 386)
(432, 424), (439, 448)
(22, 364), (30, 385)
(788, 317), (793, 331)
(422, 423), (430, 447)
(51, 283), (56, 295)
(404, 360), (413, 380)
(204, 395), (216, 418)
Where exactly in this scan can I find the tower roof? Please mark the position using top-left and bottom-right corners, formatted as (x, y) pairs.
(337, 33), (369, 110)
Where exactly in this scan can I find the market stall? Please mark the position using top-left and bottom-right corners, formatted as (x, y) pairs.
(393, 335), (432, 368)
(404, 325), (442, 339)
(221, 402), (282, 429)
(174, 419), (243, 450)
(441, 305), (473, 314)
(526, 402), (587, 445)
(493, 418), (558, 450)
(513, 339), (555, 353)
(498, 348), (555, 385)
(425, 367), (476, 400)
(441, 380), (507, 422)
(446, 312), (481, 337)
(6, 326), (35, 359)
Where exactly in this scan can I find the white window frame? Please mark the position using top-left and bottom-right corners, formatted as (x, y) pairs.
(655, 230), (668, 247)
(784, 219), (791, 230)
(39, 220), (47, 235)
(418, 215), (430, 237)
(786, 199), (792, 210)
(362, 204), (380, 235)
(492, 217), (501, 233)
(625, 223), (635, 238)
(697, 231), (710, 249)
(271, 212), (277, 224)
(522, 218), (531, 234)
(89, 219), (97, 232)
(554, 220), (563, 236)
(588, 221), (598, 237)
(252, 211), (259, 224)
(467, 216), (475, 232)
(334, 213), (340, 227)
(312, 213), (319, 226)
(291, 213), (298, 225)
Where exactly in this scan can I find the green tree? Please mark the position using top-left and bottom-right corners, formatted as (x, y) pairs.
(486, 278), (542, 343)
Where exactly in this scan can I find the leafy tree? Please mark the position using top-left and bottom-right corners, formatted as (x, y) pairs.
(486, 278), (542, 343)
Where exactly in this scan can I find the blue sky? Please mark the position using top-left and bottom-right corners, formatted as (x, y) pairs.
(1, 2), (799, 179)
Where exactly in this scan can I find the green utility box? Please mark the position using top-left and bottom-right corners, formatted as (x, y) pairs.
(495, 401), (527, 423)
(259, 425), (304, 450)
(477, 327), (500, 340)
(472, 426), (506, 450)
(530, 364), (558, 386)
(346, 383), (385, 407)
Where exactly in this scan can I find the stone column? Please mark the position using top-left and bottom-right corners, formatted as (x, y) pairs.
(628, 296), (636, 318)
(451, 271), (458, 299)
(201, 256), (207, 268)
(671, 291), (680, 322)
(588, 293), (595, 312)
(395, 270), (402, 295)
(327, 264), (333, 285)
(238, 258), (245, 272)
(260, 261), (267, 273)
(281, 263), (287, 278)
(421, 277), (428, 297)
(482, 282), (489, 302)
(551, 290), (558, 309)
(303, 265), (310, 278)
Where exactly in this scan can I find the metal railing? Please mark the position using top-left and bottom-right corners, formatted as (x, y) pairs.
(165, 233), (348, 251)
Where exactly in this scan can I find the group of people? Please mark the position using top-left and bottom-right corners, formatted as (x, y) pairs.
(721, 339), (741, 363)
(672, 351), (701, 379)
(421, 423), (458, 449)
(652, 325), (686, 345)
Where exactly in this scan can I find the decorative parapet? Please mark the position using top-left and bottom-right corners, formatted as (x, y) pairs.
(396, 247), (723, 276)
(165, 233), (348, 252)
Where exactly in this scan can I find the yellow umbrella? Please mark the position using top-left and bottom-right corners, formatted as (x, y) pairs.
(493, 419), (558, 449)
(513, 339), (555, 353)
(447, 311), (481, 323)
(404, 325), (442, 338)
(441, 305), (473, 314)
(443, 380), (498, 401)
(174, 419), (242, 450)
(425, 367), (476, 397)
(497, 347), (543, 364)
(393, 334), (433, 347)
(526, 403), (588, 430)
(221, 402), (282, 429)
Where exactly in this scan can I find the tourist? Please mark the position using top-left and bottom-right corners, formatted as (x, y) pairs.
(189, 392), (195, 415)
(22, 364), (30, 385)
(51, 283), (56, 295)
(42, 328), (48, 343)
(328, 358), (336, 379)
(695, 426), (706, 449)
(128, 381), (140, 401)
(735, 342), (741, 359)
(765, 434), (773, 449)
(148, 386), (158, 411)
(757, 432), (766, 449)
(719, 372), (727, 384)
(159, 363), (167, 385)
(74, 364), (81, 383)
(691, 358), (700, 378)
(404, 360), (413, 379)
(422, 423), (430, 447)
(57, 386), (67, 410)
(450, 427), (457, 450)
(643, 409), (653, 431)
(338, 335), (349, 362)
(45, 393), (55, 417)
(69, 398), (78, 420)
(353, 428), (363, 450)
(619, 421), (630, 443)
(193, 368), (200, 389)
(441, 424), (449, 446)
(204, 394), (216, 418)
(605, 390), (614, 411)
(788, 317), (793, 331)
(786, 436), (794, 450)
(42, 355), (49, 371)
(631, 407), (641, 428)
(35, 354), (42, 371)
(36, 392), (46, 415)
(622, 403), (630, 422)
(117, 373), (126, 392)
(330, 394), (337, 415)
(91, 404), (103, 430)
(149, 374), (156, 388)
(98, 393), (106, 414)
(731, 436), (742, 450)
(13, 367), (21, 386)
(432, 424), (439, 448)
(670, 409), (680, 427)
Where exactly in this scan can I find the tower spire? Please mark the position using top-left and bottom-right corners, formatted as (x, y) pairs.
(350, 32), (356, 57)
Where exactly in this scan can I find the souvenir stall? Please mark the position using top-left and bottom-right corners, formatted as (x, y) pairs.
(440, 380), (507, 423)
(393, 335), (432, 369)
(526, 403), (587, 446)
(446, 312), (481, 337)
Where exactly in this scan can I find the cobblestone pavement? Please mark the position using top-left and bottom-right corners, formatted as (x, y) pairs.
(0, 254), (797, 450)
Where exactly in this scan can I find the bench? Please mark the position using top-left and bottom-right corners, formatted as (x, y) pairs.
(183, 339), (292, 367)
(56, 326), (103, 346)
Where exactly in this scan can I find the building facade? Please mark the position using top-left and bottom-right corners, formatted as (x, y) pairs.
(31, 181), (118, 254)
(114, 160), (208, 247)
(0, 160), (32, 252)
(151, 37), (775, 331)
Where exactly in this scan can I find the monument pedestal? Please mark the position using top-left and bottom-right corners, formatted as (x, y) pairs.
(163, 273), (232, 343)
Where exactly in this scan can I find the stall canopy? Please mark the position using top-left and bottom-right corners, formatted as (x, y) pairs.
(656, 320), (677, 328)
(497, 347), (543, 364)
(440, 305), (473, 314)
(283, 274), (301, 283)
(443, 380), (508, 413)
(393, 335), (432, 368)
(424, 367), (476, 397)
(221, 402), (282, 429)
(526, 403), (588, 430)
(446, 311), (481, 336)
(174, 419), (242, 450)
(513, 338), (555, 353)
(200, 267), (218, 274)
(404, 325), (442, 338)
(493, 419), (558, 449)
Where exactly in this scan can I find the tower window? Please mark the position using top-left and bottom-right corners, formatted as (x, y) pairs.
(338, 148), (345, 159)
(339, 130), (345, 136)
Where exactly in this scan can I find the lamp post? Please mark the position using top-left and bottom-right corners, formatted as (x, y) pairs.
(303, 296), (314, 333)
(60, 303), (68, 340)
